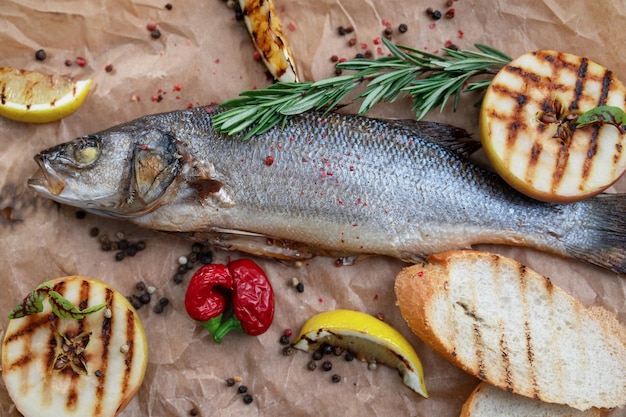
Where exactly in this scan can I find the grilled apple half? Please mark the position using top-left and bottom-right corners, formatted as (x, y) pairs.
(2, 276), (148, 417)
(479, 50), (626, 202)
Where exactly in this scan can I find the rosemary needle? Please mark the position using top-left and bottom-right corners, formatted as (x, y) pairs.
(213, 38), (511, 141)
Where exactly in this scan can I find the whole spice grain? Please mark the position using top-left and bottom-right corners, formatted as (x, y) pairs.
(35, 49), (47, 61)
(75, 210), (86, 219)
(445, 8), (455, 18)
(89, 227), (99, 238)
(151, 29), (161, 39)
(307, 360), (317, 371)
(295, 282), (304, 293)
(279, 335), (290, 345)
(282, 346), (294, 356)
(322, 361), (333, 371)
(331, 374), (341, 383)
(64, 59), (73, 67)
(165, 3), (173, 9)
(426, 8), (442, 20)
(344, 351), (355, 361)
(76, 57), (87, 67)
(312, 349), (324, 361)
(242, 394), (253, 404)
(226, 377), (236, 386)
(398, 23), (408, 33)
(237, 385), (248, 394)
(105, 64), (114, 72)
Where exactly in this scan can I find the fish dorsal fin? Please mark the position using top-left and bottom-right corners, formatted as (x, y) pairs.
(389, 119), (481, 159)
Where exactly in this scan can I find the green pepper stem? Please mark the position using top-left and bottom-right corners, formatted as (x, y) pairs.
(200, 314), (223, 337)
(212, 315), (244, 344)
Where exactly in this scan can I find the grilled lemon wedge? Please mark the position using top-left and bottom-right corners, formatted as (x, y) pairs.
(292, 309), (428, 397)
(0, 67), (92, 123)
(479, 50), (626, 202)
(2, 276), (148, 417)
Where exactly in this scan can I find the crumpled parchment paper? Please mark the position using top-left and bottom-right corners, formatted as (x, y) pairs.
(0, 1), (624, 416)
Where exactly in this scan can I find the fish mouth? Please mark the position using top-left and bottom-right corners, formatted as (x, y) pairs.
(27, 154), (66, 196)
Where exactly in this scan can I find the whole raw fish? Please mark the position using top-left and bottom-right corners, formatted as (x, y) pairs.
(28, 106), (626, 273)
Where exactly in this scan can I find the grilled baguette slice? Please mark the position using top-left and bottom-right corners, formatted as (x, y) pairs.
(460, 381), (601, 417)
(394, 250), (626, 411)
(2, 276), (148, 417)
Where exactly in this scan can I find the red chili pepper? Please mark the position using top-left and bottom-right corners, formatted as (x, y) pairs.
(184, 263), (233, 336)
(212, 259), (275, 343)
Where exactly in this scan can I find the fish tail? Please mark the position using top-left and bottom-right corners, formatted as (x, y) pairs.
(564, 193), (626, 274)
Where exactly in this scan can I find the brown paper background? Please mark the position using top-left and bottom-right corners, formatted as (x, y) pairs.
(1, 1), (625, 416)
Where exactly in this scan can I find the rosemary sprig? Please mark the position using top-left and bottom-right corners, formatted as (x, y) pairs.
(213, 38), (511, 140)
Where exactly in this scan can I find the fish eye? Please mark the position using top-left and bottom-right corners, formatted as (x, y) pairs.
(72, 136), (101, 166)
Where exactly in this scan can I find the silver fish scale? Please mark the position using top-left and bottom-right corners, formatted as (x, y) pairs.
(151, 106), (571, 258)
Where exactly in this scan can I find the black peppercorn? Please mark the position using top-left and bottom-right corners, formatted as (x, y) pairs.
(136, 282), (146, 292)
(173, 273), (184, 284)
(126, 245), (138, 256)
(337, 26), (347, 36)
(165, 3), (173, 10)
(226, 377), (236, 386)
(322, 361), (333, 371)
(89, 227), (99, 238)
(398, 23), (408, 33)
(153, 304), (164, 314)
(279, 335), (290, 345)
(159, 297), (169, 306)
(75, 210), (86, 219)
(295, 282), (304, 293)
(115, 251), (125, 261)
(35, 49), (47, 61)
(139, 293), (151, 304)
(431, 9), (442, 20)
(131, 298), (142, 310)
(200, 253), (213, 264)
(344, 351), (355, 361)
(238, 385), (248, 394)
(307, 360), (317, 371)
(136, 241), (147, 251)
(242, 394), (253, 404)
(282, 346), (294, 356)
(312, 349), (324, 361)
(150, 29), (161, 39)
(331, 374), (341, 383)
(322, 343), (333, 355)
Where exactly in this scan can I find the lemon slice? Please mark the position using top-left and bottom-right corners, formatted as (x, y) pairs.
(292, 309), (428, 398)
(0, 67), (92, 123)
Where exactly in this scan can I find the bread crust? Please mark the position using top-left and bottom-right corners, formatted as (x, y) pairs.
(460, 381), (602, 417)
(394, 250), (626, 411)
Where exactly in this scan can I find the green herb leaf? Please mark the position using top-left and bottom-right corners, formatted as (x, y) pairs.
(47, 290), (106, 319)
(576, 105), (626, 133)
(213, 39), (511, 140)
(8, 282), (52, 319)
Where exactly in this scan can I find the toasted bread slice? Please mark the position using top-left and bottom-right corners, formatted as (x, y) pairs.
(394, 250), (626, 411)
(460, 381), (601, 417)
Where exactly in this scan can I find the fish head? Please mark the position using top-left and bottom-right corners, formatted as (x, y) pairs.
(28, 127), (183, 218)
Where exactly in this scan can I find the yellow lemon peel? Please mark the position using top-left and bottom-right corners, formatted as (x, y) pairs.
(292, 309), (428, 398)
(0, 67), (92, 124)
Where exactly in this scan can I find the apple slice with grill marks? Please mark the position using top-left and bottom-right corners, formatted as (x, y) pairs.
(2, 276), (148, 417)
(479, 50), (626, 202)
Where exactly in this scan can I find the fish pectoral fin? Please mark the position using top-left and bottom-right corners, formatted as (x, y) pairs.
(186, 170), (235, 207)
